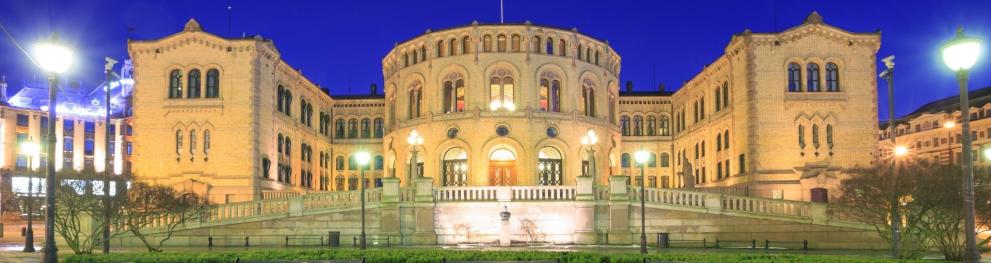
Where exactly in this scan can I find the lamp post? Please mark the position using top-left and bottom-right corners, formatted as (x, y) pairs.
(879, 55), (900, 258)
(102, 57), (118, 254)
(634, 149), (650, 254)
(19, 140), (39, 253)
(406, 129), (424, 182)
(355, 151), (371, 250)
(33, 32), (73, 263)
(580, 129), (598, 182)
(941, 27), (982, 263)
(945, 121), (955, 164)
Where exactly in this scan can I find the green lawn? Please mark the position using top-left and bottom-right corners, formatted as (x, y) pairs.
(62, 248), (928, 263)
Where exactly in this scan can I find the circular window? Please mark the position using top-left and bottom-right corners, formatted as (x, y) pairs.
(495, 125), (510, 137)
(447, 127), (459, 138)
(546, 127), (558, 138)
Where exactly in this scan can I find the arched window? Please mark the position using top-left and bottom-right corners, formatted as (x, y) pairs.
(205, 69), (220, 98)
(826, 124), (834, 149)
(826, 63), (839, 92)
(335, 119), (345, 138)
(539, 72), (561, 112)
(621, 153), (631, 168)
(462, 36), (471, 54)
(420, 46), (426, 61)
(660, 116), (670, 136)
(412, 49), (419, 64)
(348, 119), (358, 138)
(716, 133), (722, 151)
(335, 156), (345, 170)
(277, 85), (285, 113)
(647, 116), (657, 136)
(533, 36), (542, 53)
(188, 69), (201, 98)
(483, 35), (493, 52)
(582, 79), (596, 117)
(585, 48), (592, 63)
(648, 153), (657, 167)
(373, 118), (384, 138)
(436, 40), (444, 58)
(489, 71), (514, 111)
(620, 116), (630, 136)
(448, 38), (456, 56)
(284, 137), (291, 157)
(203, 130), (211, 155)
(537, 147), (563, 186)
(558, 39), (566, 56)
(360, 118), (371, 138)
(812, 124), (820, 149)
(659, 153), (670, 167)
(403, 53), (409, 67)
(168, 69), (182, 99)
(175, 130), (183, 154)
(284, 90), (292, 116)
(594, 51), (600, 65)
(798, 125), (806, 149)
(348, 155), (357, 171)
(497, 34), (507, 52)
(721, 82), (729, 108)
(442, 148), (468, 186)
(511, 35), (521, 52)
(545, 37), (554, 54)
(715, 87), (722, 112)
(408, 82), (422, 119)
(723, 130), (730, 149)
(807, 63), (821, 92)
(189, 129), (197, 154)
(577, 44), (584, 60)
(277, 134), (284, 154)
(633, 115), (643, 136)
(442, 74), (466, 113)
(788, 63), (801, 92)
(375, 155), (384, 170)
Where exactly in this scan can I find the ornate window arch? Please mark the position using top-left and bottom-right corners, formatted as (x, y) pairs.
(633, 115), (644, 136)
(788, 63), (801, 92)
(205, 69), (220, 98)
(483, 35), (493, 52)
(373, 118), (384, 138)
(360, 118), (371, 138)
(511, 34), (521, 52)
(442, 73), (466, 113)
(807, 63), (821, 92)
(558, 39), (567, 56)
(335, 119), (345, 138)
(442, 147), (468, 186)
(436, 40), (444, 58)
(408, 81), (422, 119)
(462, 36), (471, 54)
(647, 115), (657, 136)
(620, 115), (630, 136)
(497, 34), (507, 52)
(488, 69), (515, 111)
(537, 146), (563, 186)
(448, 38), (457, 56)
(168, 69), (182, 99)
(582, 78), (597, 117)
(539, 71), (561, 112)
(187, 69), (201, 98)
(546, 37), (554, 54)
(532, 36), (542, 53)
(659, 116), (670, 136)
(826, 62), (840, 92)
(348, 118), (358, 138)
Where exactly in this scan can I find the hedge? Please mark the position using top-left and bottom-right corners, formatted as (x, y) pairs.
(63, 248), (926, 263)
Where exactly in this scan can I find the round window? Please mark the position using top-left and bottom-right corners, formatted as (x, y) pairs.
(495, 125), (510, 137)
(546, 127), (558, 138)
(447, 127), (459, 138)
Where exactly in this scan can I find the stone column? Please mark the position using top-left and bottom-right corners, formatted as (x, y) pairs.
(379, 177), (401, 244)
(412, 177), (437, 244)
(499, 208), (511, 247)
(573, 176), (596, 244)
(607, 175), (632, 244)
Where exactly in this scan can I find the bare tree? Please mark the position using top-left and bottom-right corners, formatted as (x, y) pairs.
(113, 182), (204, 252)
(52, 169), (123, 254)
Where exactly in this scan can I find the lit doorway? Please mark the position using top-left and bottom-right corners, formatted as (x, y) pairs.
(489, 148), (516, 186)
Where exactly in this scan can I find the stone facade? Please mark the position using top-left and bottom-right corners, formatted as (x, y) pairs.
(127, 12), (879, 203)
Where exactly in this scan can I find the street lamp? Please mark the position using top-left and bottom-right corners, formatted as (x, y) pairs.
(355, 151), (371, 250)
(580, 129), (598, 181)
(944, 121), (955, 164)
(879, 55), (901, 259)
(634, 149), (650, 254)
(941, 27), (982, 262)
(893, 146), (908, 157)
(33, 33), (73, 263)
(19, 141), (39, 253)
(406, 129), (424, 182)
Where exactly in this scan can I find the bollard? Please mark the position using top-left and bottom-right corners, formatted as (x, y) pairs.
(245, 236), (250, 247)
(285, 236), (290, 247)
(751, 239), (756, 249)
(803, 240), (808, 250)
(208, 236), (213, 247)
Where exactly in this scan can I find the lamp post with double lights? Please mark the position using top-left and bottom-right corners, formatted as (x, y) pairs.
(355, 151), (371, 249)
(634, 149), (650, 254)
(33, 33), (74, 263)
(19, 141), (40, 253)
(940, 27), (983, 263)
(879, 55), (902, 258)
(406, 129), (424, 182)
(580, 129), (598, 181)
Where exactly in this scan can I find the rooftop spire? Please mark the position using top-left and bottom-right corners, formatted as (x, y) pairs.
(184, 18), (203, 32)
(804, 11), (823, 25)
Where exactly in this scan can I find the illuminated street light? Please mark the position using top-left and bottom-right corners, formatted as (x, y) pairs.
(634, 148), (650, 254)
(983, 148), (991, 161)
(893, 146), (909, 157)
(18, 140), (39, 253)
(355, 151), (370, 250)
(33, 33), (73, 263)
(941, 27), (983, 262)
(580, 129), (598, 180)
(406, 129), (424, 181)
(944, 122), (956, 128)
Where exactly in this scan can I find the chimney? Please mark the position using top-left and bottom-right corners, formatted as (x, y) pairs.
(658, 83), (665, 93)
(370, 83), (378, 95)
(0, 75), (7, 101)
(625, 81), (633, 93)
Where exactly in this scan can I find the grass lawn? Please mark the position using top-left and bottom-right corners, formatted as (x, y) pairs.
(61, 248), (929, 263)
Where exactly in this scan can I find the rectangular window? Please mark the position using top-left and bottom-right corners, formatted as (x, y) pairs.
(738, 154), (746, 174)
(84, 121), (95, 134)
(126, 142), (133, 156)
(84, 138), (94, 155)
(40, 117), (48, 130)
(64, 136), (74, 152)
(16, 114), (29, 127)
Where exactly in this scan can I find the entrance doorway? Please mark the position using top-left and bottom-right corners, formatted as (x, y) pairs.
(488, 148), (516, 186)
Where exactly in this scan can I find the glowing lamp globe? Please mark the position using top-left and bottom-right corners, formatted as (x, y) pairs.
(944, 122), (956, 129)
(941, 28), (982, 72)
(893, 146), (908, 157)
(33, 37), (74, 74)
(984, 148), (991, 161)
(634, 150), (650, 164)
(355, 152), (371, 166)
(19, 141), (40, 156)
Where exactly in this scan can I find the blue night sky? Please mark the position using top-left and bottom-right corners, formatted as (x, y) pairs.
(1, 0), (989, 119)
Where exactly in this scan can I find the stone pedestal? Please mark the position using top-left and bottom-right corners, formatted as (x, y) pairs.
(379, 177), (401, 243)
(412, 177), (437, 244)
(607, 176), (632, 244)
(573, 176), (597, 244)
(499, 208), (511, 247)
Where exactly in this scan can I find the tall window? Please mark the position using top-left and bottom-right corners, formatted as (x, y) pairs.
(660, 116), (670, 136)
(443, 74), (466, 113)
(189, 129), (197, 154)
(537, 147), (563, 186)
(348, 119), (358, 138)
(511, 35), (521, 52)
(812, 124), (821, 149)
(168, 69), (182, 99)
(187, 69), (201, 98)
(539, 72), (561, 112)
(497, 34), (507, 52)
(408, 82), (422, 119)
(787, 63), (801, 92)
(621, 153), (630, 168)
(361, 118), (371, 138)
(620, 116), (630, 136)
(277, 85), (284, 113)
(558, 39), (566, 56)
(798, 125), (806, 149)
(448, 38), (456, 56)
(489, 70), (514, 111)
(442, 148), (468, 186)
(582, 79), (596, 117)
(533, 36), (542, 53)
(373, 118), (384, 138)
(715, 87), (721, 112)
(807, 63), (821, 92)
(175, 130), (182, 154)
(203, 130), (211, 155)
(647, 116), (657, 136)
(633, 115), (643, 136)
(660, 153), (670, 167)
(205, 69), (220, 98)
(826, 63), (839, 92)
(483, 35), (493, 52)
(546, 37), (554, 54)
(721, 82), (729, 108)
(462, 36), (471, 54)
(335, 119), (345, 138)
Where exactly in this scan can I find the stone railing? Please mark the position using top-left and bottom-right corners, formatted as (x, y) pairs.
(201, 196), (290, 223)
(400, 187), (417, 202)
(303, 188), (382, 211)
(630, 187), (707, 208)
(721, 195), (810, 218)
(261, 190), (303, 200)
(433, 186), (577, 202)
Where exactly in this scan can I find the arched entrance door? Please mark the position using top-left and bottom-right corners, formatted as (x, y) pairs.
(537, 146), (563, 185)
(489, 148), (516, 186)
(442, 148), (468, 186)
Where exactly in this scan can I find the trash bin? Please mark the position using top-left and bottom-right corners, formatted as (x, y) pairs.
(657, 233), (669, 248)
(328, 231), (341, 247)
